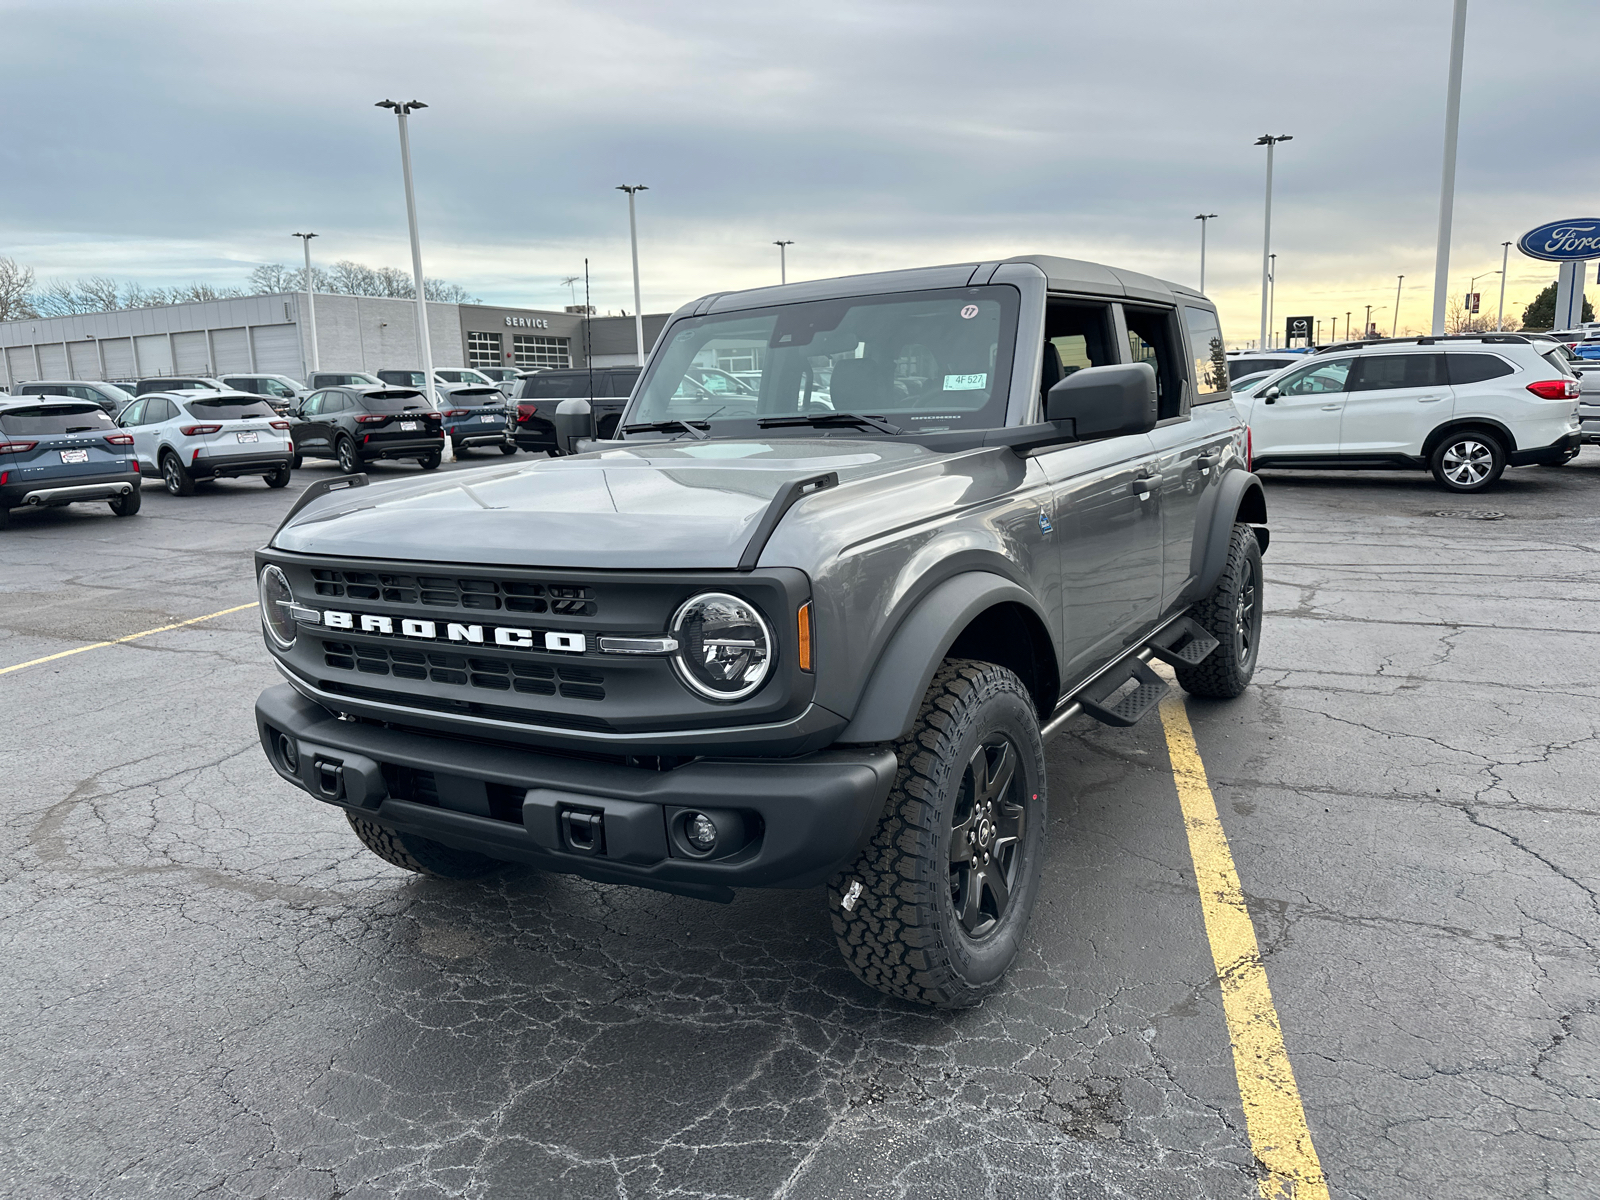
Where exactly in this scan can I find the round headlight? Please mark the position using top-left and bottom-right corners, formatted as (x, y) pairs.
(259, 565), (297, 648)
(670, 592), (773, 701)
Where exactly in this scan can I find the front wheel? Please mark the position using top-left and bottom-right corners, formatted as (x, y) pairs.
(1430, 431), (1506, 492)
(829, 658), (1047, 1008)
(335, 435), (362, 474)
(346, 813), (504, 879)
(1175, 523), (1263, 699)
(161, 453), (195, 496)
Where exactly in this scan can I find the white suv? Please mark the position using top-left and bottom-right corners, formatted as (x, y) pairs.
(117, 390), (294, 495)
(1234, 334), (1582, 492)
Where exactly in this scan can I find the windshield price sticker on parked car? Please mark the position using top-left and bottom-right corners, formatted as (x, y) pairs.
(944, 373), (987, 390)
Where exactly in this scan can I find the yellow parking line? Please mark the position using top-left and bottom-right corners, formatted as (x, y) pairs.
(0, 602), (260, 677)
(1158, 694), (1329, 1200)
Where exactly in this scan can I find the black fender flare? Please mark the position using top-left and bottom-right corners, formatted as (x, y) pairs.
(837, 572), (1053, 745)
(1190, 469), (1268, 602)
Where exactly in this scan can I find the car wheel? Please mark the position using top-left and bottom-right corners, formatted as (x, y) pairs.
(335, 435), (362, 474)
(499, 442), (518, 456)
(161, 452), (196, 496)
(108, 486), (142, 517)
(1175, 523), (1263, 699)
(264, 465), (292, 488)
(291, 453), (303, 470)
(417, 452), (442, 470)
(346, 813), (504, 879)
(829, 658), (1047, 1008)
(1430, 431), (1506, 492)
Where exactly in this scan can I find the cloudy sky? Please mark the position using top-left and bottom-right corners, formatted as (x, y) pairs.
(3, 0), (1595, 343)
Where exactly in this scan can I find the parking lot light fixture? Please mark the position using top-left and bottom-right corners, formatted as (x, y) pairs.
(616, 185), (649, 365)
(1254, 134), (1292, 350)
(376, 99), (448, 462)
(774, 240), (794, 285)
(292, 233), (319, 373)
(1497, 242), (1512, 330)
(1194, 214), (1217, 293)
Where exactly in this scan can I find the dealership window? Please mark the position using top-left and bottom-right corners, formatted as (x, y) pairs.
(513, 335), (571, 369)
(467, 331), (503, 368)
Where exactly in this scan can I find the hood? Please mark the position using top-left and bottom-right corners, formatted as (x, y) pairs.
(271, 438), (936, 568)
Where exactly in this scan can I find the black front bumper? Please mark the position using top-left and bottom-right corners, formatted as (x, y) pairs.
(1509, 431), (1582, 466)
(193, 452), (292, 479)
(256, 684), (896, 900)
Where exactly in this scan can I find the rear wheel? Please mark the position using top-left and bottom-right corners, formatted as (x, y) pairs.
(108, 486), (142, 517)
(264, 465), (291, 488)
(0, 505), (10, 530)
(291, 453), (303, 470)
(161, 452), (195, 496)
(346, 813), (504, 879)
(335, 435), (362, 474)
(417, 452), (441, 470)
(829, 658), (1047, 1008)
(1430, 431), (1505, 492)
(1175, 523), (1263, 699)
(499, 442), (518, 456)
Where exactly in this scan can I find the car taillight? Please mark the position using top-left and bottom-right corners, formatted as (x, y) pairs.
(0, 440), (38, 454)
(445, 409), (469, 417)
(270, 420), (290, 430)
(517, 402), (537, 418)
(180, 424), (222, 435)
(357, 414), (388, 424)
(105, 433), (134, 446)
(1526, 379), (1580, 399)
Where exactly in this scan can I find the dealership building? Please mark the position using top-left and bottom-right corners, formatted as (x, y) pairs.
(0, 292), (669, 389)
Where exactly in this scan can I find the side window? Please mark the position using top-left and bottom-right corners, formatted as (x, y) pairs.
(1122, 306), (1187, 420)
(119, 399), (146, 425)
(1447, 354), (1515, 385)
(322, 392), (345, 413)
(1348, 354), (1448, 391)
(1275, 358), (1352, 396)
(301, 392), (325, 416)
(1043, 301), (1118, 400)
(1181, 307), (1230, 400)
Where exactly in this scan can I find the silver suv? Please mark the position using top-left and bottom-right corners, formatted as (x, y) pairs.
(117, 390), (294, 494)
(1235, 334), (1581, 491)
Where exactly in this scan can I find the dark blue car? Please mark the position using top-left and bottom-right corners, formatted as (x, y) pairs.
(0, 398), (141, 530)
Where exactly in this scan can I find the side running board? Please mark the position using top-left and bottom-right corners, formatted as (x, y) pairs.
(1043, 615), (1221, 735)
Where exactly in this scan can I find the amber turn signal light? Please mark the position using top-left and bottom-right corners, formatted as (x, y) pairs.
(797, 601), (813, 672)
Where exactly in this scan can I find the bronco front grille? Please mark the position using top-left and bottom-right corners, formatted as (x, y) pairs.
(309, 568), (596, 616)
(321, 639), (606, 701)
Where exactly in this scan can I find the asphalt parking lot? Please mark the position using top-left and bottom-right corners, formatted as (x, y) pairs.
(3, 451), (1598, 1200)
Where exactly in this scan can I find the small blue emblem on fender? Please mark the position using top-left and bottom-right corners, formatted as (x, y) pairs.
(1038, 510), (1053, 535)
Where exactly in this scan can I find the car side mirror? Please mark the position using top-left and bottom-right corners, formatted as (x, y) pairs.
(1045, 362), (1158, 440)
(1260, 385), (1281, 404)
(552, 398), (594, 454)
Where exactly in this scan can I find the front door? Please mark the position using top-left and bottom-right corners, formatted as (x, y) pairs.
(294, 392), (331, 455)
(1338, 352), (1452, 456)
(1248, 356), (1354, 458)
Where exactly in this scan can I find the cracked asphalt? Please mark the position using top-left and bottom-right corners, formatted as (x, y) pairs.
(2, 450), (1597, 1199)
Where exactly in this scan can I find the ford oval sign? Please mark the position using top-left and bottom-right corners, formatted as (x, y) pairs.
(1517, 219), (1600, 262)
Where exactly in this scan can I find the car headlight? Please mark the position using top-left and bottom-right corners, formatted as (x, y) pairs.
(259, 565), (296, 649)
(670, 592), (773, 701)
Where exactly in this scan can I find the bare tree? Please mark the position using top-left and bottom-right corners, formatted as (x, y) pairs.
(79, 276), (122, 311)
(0, 256), (37, 319)
(1446, 297), (1509, 335)
(249, 262), (297, 293)
(35, 279), (89, 316)
(374, 266), (412, 298)
(425, 279), (478, 303)
(330, 259), (379, 295)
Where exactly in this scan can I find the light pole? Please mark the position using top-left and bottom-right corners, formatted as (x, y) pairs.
(375, 99), (446, 459)
(292, 232), (319, 374)
(1393, 275), (1404, 336)
(1467, 270), (1500, 329)
(1364, 306), (1386, 339)
(1255, 134), (1292, 350)
(616, 185), (648, 365)
(773, 240), (794, 285)
(1268, 252), (1277, 347)
(1430, 0), (1469, 335)
(1496, 241), (1512, 330)
(1345, 311), (1352, 341)
(1194, 213), (1217, 293)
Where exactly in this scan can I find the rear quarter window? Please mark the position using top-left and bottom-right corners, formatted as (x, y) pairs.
(1446, 354), (1515, 385)
(1182, 306), (1230, 400)
(1, 404), (115, 435)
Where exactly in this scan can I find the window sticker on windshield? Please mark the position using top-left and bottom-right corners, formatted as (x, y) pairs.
(944, 373), (987, 390)
(960, 305), (980, 319)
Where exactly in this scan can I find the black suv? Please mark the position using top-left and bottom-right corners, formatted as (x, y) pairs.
(287, 386), (443, 473)
(512, 367), (640, 452)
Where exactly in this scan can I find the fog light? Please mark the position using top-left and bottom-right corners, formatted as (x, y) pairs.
(685, 812), (718, 852)
(277, 734), (299, 773)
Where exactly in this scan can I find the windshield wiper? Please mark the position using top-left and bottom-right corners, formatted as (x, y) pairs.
(757, 412), (903, 435)
(622, 419), (709, 440)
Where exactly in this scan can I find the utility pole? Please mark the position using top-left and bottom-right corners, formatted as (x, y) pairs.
(616, 185), (649, 365)
(1496, 242), (1511, 330)
(1255, 134), (1293, 350)
(1393, 275), (1404, 336)
(292, 232), (319, 373)
(1345, 311), (1352, 341)
(774, 240), (794, 285)
(1431, 0), (1469, 335)
(1194, 213), (1217, 292)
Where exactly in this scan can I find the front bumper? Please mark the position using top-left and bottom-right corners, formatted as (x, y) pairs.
(193, 451), (292, 479)
(3, 470), (140, 508)
(1509, 431), (1582, 466)
(256, 683), (896, 898)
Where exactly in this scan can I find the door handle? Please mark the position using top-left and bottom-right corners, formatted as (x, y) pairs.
(1134, 470), (1160, 500)
(1195, 453), (1218, 475)
(1320, 404), (1341, 411)
(1417, 395), (1445, 402)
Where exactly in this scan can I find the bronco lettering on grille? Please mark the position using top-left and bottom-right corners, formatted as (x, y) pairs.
(305, 608), (586, 653)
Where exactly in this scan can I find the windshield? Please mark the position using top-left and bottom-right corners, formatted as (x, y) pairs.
(628, 286), (1020, 433)
(186, 396), (278, 419)
(2, 404), (115, 435)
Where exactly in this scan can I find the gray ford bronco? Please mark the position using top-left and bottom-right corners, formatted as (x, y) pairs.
(253, 255), (1268, 1007)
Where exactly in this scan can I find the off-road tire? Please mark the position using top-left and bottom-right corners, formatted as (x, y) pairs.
(828, 658), (1047, 1008)
(346, 812), (504, 879)
(417, 452), (441, 470)
(1429, 429), (1506, 492)
(108, 486), (141, 517)
(264, 465), (292, 488)
(336, 435), (362, 474)
(160, 452), (195, 496)
(1176, 523), (1263, 699)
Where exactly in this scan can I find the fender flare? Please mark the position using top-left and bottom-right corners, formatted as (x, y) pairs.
(1192, 469), (1268, 601)
(837, 572), (1053, 745)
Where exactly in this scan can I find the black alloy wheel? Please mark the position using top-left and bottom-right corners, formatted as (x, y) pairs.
(948, 737), (1027, 938)
(336, 435), (361, 474)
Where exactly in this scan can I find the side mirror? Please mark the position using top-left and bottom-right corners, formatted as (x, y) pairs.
(1260, 385), (1281, 404)
(1045, 362), (1158, 440)
(551, 398), (594, 454)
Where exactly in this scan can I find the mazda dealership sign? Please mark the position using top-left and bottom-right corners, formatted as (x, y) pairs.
(1517, 219), (1600, 261)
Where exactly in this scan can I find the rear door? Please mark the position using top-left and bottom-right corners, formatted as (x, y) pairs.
(128, 397), (176, 471)
(1338, 353), (1452, 456)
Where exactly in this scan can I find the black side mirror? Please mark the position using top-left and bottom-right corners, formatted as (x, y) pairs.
(1045, 362), (1158, 440)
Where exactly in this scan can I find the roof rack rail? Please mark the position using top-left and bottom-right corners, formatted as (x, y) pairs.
(1314, 333), (1531, 354)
